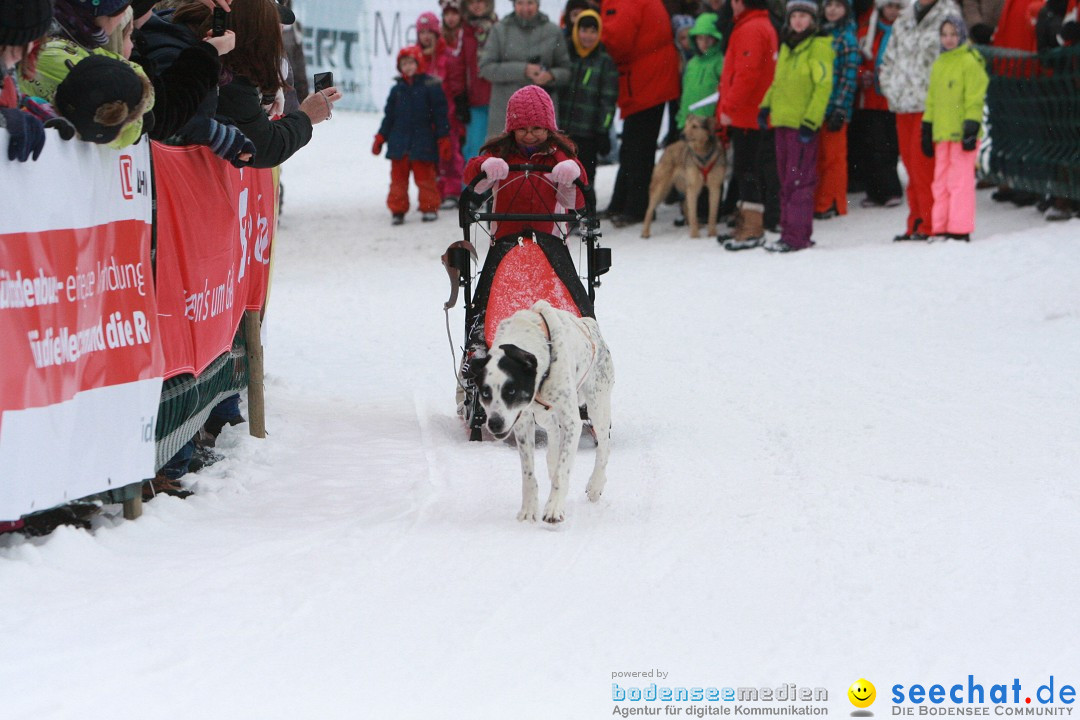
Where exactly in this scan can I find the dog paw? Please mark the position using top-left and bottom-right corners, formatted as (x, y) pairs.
(640, 230), (650, 239)
(518, 498), (538, 521)
(542, 501), (565, 524)
(586, 475), (607, 502)
(690, 230), (700, 239)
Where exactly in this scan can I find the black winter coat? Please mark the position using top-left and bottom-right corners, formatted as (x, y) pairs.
(131, 26), (220, 142)
(216, 77), (313, 168)
(376, 74), (450, 164)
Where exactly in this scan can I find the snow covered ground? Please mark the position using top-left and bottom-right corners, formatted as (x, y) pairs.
(2, 112), (1078, 720)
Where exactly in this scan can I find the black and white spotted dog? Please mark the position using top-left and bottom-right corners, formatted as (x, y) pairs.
(467, 300), (614, 523)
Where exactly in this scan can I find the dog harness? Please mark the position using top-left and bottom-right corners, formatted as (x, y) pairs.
(690, 147), (721, 183)
(532, 310), (598, 411)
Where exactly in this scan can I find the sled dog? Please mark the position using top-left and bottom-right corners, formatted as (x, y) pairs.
(466, 301), (614, 524)
(641, 114), (726, 240)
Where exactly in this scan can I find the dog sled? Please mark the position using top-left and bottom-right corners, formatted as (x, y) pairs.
(441, 163), (612, 441)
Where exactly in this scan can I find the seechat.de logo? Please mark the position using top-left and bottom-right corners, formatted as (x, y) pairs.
(850, 679), (877, 716)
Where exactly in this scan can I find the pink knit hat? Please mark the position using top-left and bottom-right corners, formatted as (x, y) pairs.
(504, 85), (558, 133)
(416, 12), (440, 33)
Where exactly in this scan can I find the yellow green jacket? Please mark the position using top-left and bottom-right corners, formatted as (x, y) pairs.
(924, 45), (988, 143)
(760, 35), (834, 131)
(20, 39), (155, 149)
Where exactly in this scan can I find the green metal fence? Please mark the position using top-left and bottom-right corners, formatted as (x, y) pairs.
(981, 45), (1080, 202)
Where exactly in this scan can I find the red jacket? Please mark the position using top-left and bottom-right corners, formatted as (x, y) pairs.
(718, 9), (778, 130)
(600, 0), (681, 116)
(856, 15), (892, 112)
(464, 147), (586, 238)
(992, 0), (1041, 50)
(463, 24), (492, 107)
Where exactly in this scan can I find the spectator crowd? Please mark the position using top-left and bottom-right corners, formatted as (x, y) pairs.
(1, 0), (342, 503)
(370, 0), (1080, 245)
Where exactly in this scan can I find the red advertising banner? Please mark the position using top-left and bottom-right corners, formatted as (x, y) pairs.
(0, 135), (162, 520)
(152, 143), (276, 378)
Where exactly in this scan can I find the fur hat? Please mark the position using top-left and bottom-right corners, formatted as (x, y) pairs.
(54, 54), (148, 143)
(875, 0), (908, 7)
(786, 0), (820, 17)
(416, 11), (440, 33)
(397, 44), (424, 69)
(0, 0), (54, 47)
(440, 0), (462, 11)
(69, 0), (130, 17)
(504, 84), (557, 132)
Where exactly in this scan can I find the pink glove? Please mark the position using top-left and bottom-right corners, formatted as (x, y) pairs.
(475, 156), (509, 192)
(550, 159), (580, 186)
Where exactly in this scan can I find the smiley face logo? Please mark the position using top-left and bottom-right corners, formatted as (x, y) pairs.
(848, 679), (876, 709)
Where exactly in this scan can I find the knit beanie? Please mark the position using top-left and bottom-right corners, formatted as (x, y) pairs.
(671, 13), (695, 36)
(940, 14), (968, 45)
(69, 0), (131, 17)
(397, 44), (423, 71)
(786, 0), (820, 18)
(0, 0), (54, 46)
(504, 84), (557, 132)
(417, 11), (440, 34)
(54, 54), (146, 143)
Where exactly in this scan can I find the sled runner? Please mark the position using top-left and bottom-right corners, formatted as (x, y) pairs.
(441, 164), (612, 441)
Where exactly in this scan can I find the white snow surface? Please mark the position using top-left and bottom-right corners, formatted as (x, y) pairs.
(2, 112), (1078, 719)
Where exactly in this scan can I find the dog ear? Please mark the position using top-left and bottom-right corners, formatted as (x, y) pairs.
(463, 354), (489, 381)
(499, 344), (537, 373)
(705, 115), (716, 133)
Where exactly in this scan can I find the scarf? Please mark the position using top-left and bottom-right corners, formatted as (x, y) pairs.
(53, 0), (110, 49)
(782, 26), (815, 49)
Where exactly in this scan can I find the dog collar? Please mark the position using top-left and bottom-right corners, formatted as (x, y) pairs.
(533, 312), (554, 410)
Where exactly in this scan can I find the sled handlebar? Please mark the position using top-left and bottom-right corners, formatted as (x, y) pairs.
(459, 163), (597, 228)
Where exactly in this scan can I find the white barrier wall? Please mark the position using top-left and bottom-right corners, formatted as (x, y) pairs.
(292, 0), (441, 113)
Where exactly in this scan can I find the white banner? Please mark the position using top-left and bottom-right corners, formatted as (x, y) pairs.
(0, 131), (162, 520)
(292, 0), (439, 113)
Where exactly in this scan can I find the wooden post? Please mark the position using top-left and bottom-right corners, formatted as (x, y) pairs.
(123, 491), (142, 520)
(244, 309), (266, 438)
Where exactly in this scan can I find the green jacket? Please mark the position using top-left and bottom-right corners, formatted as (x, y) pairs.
(761, 35), (834, 131)
(924, 45), (988, 142)
(676, 13), (723, 128)
(558, 43), (619, 138)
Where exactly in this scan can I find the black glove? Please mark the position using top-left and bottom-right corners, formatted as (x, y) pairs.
(1061, 21), (1080, 44)
(961, 119), (980, 152)
(826, 109), (846, 132)
(797, 123), (816, 144)
(0, 107), (46, 162)
(757, 106), (770, 130)
(969, 23), (994, 45)
(454, 94), (470, 125)
(921, 121), (934, 158)
(597, 132), (611, 157)
(45, 116), (77, 141)
(207, 120), (256, 167)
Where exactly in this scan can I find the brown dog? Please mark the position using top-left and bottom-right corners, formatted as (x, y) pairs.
(641, 114), (726, 239)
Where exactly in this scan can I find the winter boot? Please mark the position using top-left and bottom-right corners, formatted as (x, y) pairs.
(422, 212), (438, 222)
(723, 204), (765, 251)
(392, 213), (405, 225)
(716, 209), (743, 243)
